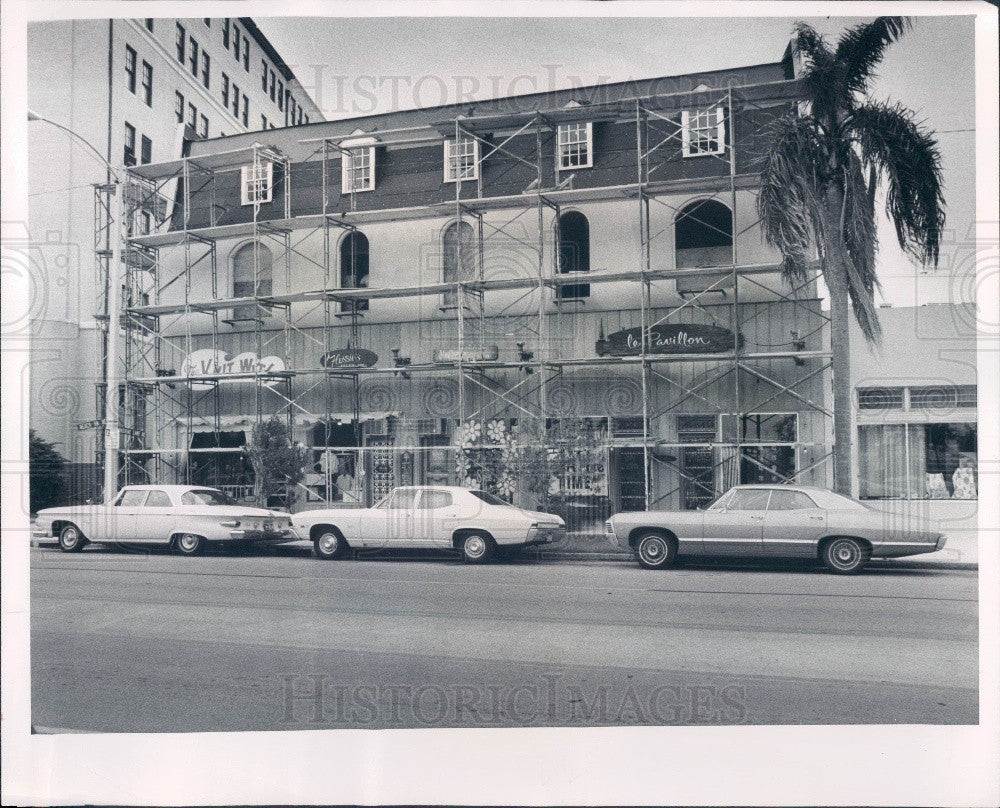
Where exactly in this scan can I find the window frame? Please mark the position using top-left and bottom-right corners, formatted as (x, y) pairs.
(124, 45), (137, 93)
(174, 91), (184, 123)
(123, 122), (136, 166)
(188, 35), (199, 76)
(242, 95), (249, 127)
(341, 146), (376, 193)
(557, 122), (593, 170)
(140, 60), (153, 106)
(240, 162), (274, 206)
(681, 107), (726, 158)
(198, 114), (209, 138)
(175, 23), (186, 63)
(221, 73), (230, 108)
(143, 489), (172, 507)
(187, 101), (197, 129)
(201, 51), (210, 89)
(140, 135), (152, 165)
(443, 136), (480, 183)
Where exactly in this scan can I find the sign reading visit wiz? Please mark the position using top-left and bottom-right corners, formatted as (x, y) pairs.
(597, 324), (737, 356)
(181, 349), (285, 378)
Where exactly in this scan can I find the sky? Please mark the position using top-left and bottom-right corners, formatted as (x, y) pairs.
(256, 12), (977, 307)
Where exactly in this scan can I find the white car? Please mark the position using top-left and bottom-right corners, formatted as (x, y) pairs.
(295, 486), (566, 563)
(33, 485), (295, 556)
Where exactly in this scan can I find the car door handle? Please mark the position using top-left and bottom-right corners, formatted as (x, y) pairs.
(750, 515), (764, 521)
(808, 516), (824, 521)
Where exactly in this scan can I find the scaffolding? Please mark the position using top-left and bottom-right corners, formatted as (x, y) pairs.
(106, 76), (833, 519)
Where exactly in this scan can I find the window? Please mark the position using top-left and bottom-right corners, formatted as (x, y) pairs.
(556, 210), (590, 299)
(417, 490), (453, 509)
(144, 490), (172, 507)
(261, 114), (268, 130)
(240, 162), (273, 205)
(269, 71), (276, 101)
(675, 199), (733, 268)
(682, 107), (726, 157)
(123, 122), (136, 166)
(187, 102), (197, 129)
(557, 122), (593, 169)
(221, 73), (230, 108)
(261, 59), (268, 91)
(859, 423), (978, 500)
(677, 414), (718, 510)
(910, 385), (977, 410)
(124, 45), (137, 93)
(141, 61), (153, 106)
(188, 36), (199, 76)
(304, 114), (309, 124)
(858, 387), (904, 410)
(144, 19), (153, 32)
(231, 84), (240, 118)
(442, 220), (475, 307)
(199, 114), (208, 138)
(181, 489), (235, 506)
(341, 147), (375, 192)
(233, 24), (241, 58)
(201, 52), (210, 88)
(139, 209), (152, 235)
(722, 412), (797, 486)
(297, 107), (303, 126)
(175, 23), (186, 63)
(242, 95), (249, 127)
(339, 231), (370, 313)
(277, 80), (284, 110)
(222, 18), (230, 48)
(140, 135), (152, 165)
(378, 489), (418, 510)
(726, 489), (772, 511)
(242, 35), (250, 71)
(175, 91), (184, 123)
(768, 490), (817, 511)
(232, 242), (273, 320)
(444, 137), (478, 182)
(117, 489), (147, 507)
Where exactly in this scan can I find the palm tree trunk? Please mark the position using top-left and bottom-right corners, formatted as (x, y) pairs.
(820, 191), (855, 496)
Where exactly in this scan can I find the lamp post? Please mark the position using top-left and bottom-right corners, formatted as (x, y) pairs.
(28, 110), (124, 502)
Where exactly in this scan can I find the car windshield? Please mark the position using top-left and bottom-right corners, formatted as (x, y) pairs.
(817, 490), (872, 510)
(181, 489), (235, 506)
(705, 491), (732, 510)
(470, 490), (509, 506)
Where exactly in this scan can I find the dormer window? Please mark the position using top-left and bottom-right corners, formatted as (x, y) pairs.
(444, 136), (479, 182)
(341, 146), (376, 193)
(240, 161), (273, 205)
(682, 108), (726, 157)
(557, 122), (593, 169)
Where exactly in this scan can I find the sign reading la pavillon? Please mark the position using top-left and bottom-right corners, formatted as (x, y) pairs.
(596, 324), (740, 356)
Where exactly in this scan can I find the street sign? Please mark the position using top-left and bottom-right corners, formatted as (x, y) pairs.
(76, 419), (103, 431)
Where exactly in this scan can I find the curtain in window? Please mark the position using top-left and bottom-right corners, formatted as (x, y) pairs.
(906, 424), (928, 498)
(858, 424), (907, 498)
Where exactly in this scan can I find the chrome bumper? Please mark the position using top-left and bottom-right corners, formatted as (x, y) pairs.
(227, 528), (294, 542)
(525, 526), (565, 545)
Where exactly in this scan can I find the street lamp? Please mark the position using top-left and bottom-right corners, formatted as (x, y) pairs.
(28, 110), (123, 502)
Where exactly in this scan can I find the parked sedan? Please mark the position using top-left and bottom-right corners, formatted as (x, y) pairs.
(606, 485), (946, 574)
(33, 485), (295, 556)
(294, 486), (566, 563)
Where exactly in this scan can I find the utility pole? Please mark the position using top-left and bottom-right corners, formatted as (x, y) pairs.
(102, 178), (123, 502)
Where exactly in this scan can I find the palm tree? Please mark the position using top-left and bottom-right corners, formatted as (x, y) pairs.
(757, 16), (945, 495)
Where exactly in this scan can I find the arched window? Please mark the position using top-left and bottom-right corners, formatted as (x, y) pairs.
(442, 220), (475, 307)
(232, 241), (272, 321)
(675, 199), (733, 268)
(557, 210), (590, 299)
(340, 231), (369, 313)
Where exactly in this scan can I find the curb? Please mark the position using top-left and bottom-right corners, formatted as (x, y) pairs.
(532, 550), (978, 570)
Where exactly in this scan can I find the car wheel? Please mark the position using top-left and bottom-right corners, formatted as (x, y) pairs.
(460, 532), (494, 564)
(635, 532), (676, 570)
(174, 533), (205, 556)
(313, 530), (346, 560)
(58, 524), (86, 553)
(821, 537), (871, 574)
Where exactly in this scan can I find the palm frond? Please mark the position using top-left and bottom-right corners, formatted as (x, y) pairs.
(842, 154), (882, 341)
(792, 22), (839, 120)
(835, 17), (911, 100)
(757, 114), (824, 282)
(847, 100), (946, 266)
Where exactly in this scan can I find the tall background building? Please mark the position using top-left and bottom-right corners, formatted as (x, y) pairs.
(27, 16), (323, 495)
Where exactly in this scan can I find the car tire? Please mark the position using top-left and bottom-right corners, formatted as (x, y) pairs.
(58, 524), (86, 553)
(174, 533), (205, 556)
(313, 530), (346, 560)
(821, 537), (871, 574)
(460, 532), (494, 564)
(635, 532), (676, 570)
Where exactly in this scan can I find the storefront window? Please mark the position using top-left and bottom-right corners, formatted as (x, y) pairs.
(858, 422), (977, 499)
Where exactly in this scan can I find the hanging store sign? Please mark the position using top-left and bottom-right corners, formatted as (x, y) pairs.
(180, 349), (286, 386)
(433, 345), (500, 363)
(320, 348), (379, 369)
(597, 324), (738, 356)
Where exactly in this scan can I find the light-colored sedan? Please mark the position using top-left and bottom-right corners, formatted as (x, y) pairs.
(294, 486), (566, 563)
(33, 485), (295, 556)
(606, 484), (946, 574)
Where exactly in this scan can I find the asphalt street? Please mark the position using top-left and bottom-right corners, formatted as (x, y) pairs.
(30, 544), (978, 731)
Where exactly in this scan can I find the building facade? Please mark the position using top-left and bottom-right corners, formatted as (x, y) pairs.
(113, 52), (838, 529)
(27, 16), (322, 495)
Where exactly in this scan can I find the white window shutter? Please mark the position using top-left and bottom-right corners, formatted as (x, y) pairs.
(262, 161), (273, 203)
(681, 110), (691, 156)
(239, 165), (251, 205)
(367, 146), (376, 190)
(715, 106), (726, 153)
(341, 151), (352, 194)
